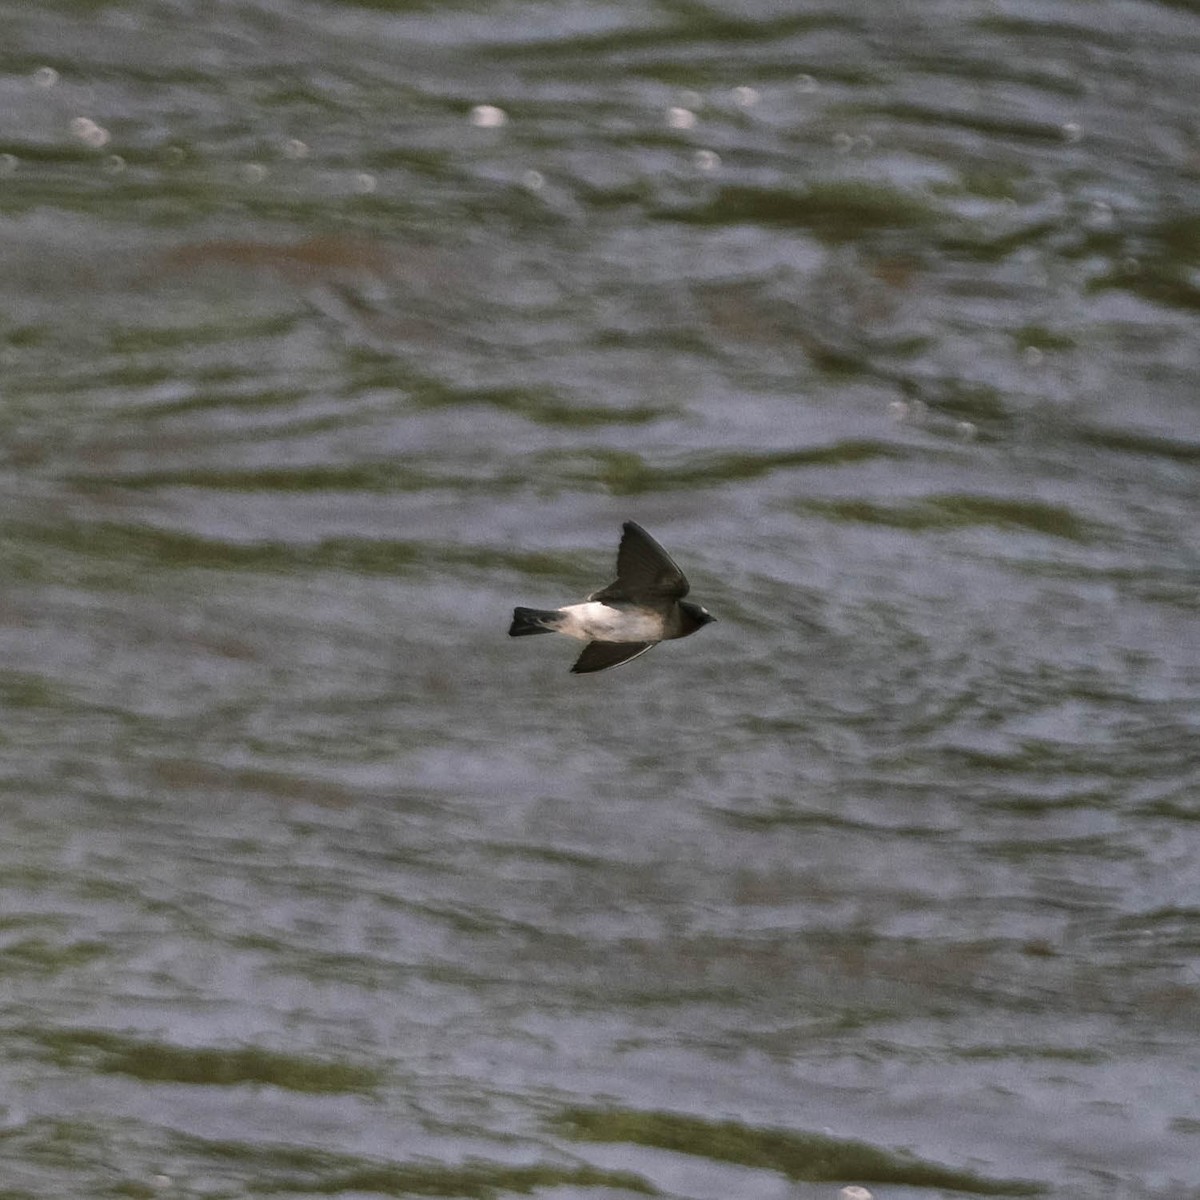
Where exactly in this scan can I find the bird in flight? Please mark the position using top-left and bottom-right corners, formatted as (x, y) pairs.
(509, 521), (715, 673)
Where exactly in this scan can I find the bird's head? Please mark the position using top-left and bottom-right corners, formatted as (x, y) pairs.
(680, 601), (716, 629)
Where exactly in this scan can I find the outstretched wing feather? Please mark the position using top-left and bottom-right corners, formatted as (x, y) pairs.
(588, 521), (688, 602)
(570, 641), (656, 674)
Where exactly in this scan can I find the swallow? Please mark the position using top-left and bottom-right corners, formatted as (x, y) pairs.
(509, 521), (715, 673)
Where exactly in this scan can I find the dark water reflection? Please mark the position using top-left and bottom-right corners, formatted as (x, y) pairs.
(2, 2), (1200, 1197)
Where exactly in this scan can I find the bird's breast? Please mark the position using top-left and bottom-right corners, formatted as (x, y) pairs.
(555, 601), (666, 643)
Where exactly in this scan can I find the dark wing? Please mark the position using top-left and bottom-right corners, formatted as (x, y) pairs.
(588, 521), (689, 602)
(570, 641), (656, 674)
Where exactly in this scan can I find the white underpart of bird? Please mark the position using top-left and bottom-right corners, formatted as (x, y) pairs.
(551, 602), (666, 643)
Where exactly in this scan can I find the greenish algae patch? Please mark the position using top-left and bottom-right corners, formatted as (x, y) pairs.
(0, 672), (70, 710)
(13, 517), (620, 589)
(28, 522), (429, 575)
(1088, 255), (1200, 312)
(69, 463), (449, 494)
(558, 440), (902, 496)
(553, 1108), (1044, 1195)
(1013, 325), (1076, 352)
(252, 1161), (656, 1197)
(33, 1029), (382, 1094)
(410, 382), (670, 428)
(1077, 427), (1200, 463)
(669, 182), (935, 239)
(799, 494), (1094, 541)
(1, 936), (109, 974)
(138, 1135), (657, 1198)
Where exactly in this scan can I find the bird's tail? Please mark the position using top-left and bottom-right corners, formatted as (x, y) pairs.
(509, 607), (560, 636)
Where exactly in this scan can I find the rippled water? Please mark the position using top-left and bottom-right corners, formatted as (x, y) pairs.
(2, 2), (1199, 1197)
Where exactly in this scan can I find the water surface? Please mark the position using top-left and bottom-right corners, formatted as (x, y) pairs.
(2, 2), (1199, 1197)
